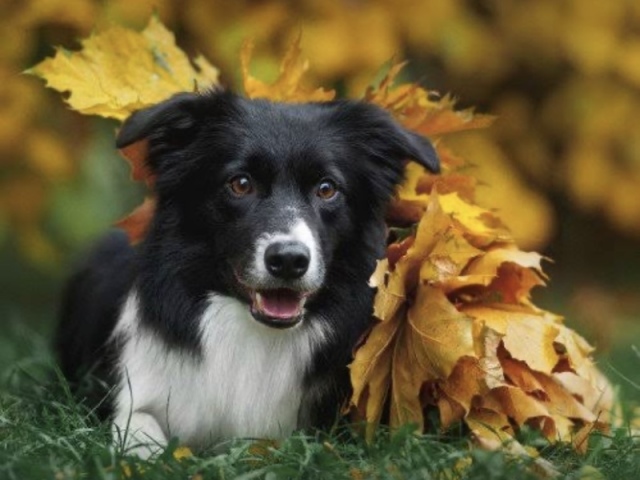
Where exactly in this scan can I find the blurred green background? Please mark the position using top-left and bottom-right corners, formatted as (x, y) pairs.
(1, 0), (638, 414)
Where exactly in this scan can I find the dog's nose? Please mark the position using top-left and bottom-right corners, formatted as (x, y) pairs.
(265, 241), (310, 280)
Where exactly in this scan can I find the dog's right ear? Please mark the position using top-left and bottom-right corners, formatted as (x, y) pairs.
(116, 92), (204, 151)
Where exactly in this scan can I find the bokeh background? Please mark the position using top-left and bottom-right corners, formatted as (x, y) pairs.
(1, 0), (639, 410)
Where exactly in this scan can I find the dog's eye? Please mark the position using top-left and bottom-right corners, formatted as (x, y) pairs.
(228, 175), (254, 196)
(316, 179), (338, 200)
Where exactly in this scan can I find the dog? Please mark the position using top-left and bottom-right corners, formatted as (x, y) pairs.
(55, 89), (439, 456)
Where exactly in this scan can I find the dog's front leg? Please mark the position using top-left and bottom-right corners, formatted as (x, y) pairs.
(113, 410), (168, 459)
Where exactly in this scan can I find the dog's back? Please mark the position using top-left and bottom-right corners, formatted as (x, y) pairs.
(56, 230), (135, 412)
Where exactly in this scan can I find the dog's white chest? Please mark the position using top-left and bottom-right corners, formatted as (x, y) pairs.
(113, 294), (323, 449)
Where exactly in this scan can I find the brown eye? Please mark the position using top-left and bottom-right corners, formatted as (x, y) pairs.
(317, 179), (338, 200)
(228, 175), (254, 196)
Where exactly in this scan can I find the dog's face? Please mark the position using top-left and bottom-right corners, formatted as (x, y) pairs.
(117, 91), (439, 330)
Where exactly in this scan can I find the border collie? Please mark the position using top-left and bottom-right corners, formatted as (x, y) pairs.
(56, 90), (439, 456)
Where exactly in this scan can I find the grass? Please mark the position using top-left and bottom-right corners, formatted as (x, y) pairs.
(1, 322), (639, 479)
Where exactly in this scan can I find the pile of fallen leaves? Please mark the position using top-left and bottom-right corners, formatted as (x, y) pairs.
(31, 19), (613, 456)
(348, 66), (615, 452)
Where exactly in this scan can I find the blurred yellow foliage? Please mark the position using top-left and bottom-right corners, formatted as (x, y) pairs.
(3, 0), (640, 265)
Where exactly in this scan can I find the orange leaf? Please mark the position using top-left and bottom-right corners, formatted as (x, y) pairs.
(487, 263), (547, 305)
(414, 96), (496, 137)
(440, 356), (496, 415)
(502, 357), (548, 400)
(118, 138), (154, 186)
(481, 385), (556, 440)
(115, 197), (156, 245)
(364, 61), (495, 136)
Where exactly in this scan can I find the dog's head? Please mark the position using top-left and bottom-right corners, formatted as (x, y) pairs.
(117, 90), (439, 330)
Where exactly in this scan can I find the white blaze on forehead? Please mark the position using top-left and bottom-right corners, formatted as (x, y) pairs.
(251, 218), (324, 287)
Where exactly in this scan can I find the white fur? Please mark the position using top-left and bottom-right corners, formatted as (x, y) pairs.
(112, 292), (327, 455)
(250, 218), (324, 289)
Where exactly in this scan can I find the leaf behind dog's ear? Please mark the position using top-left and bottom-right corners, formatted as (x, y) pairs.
(115, 92), (203, 149)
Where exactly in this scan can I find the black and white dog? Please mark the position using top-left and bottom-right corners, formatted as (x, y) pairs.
(56, 90), (439, 455)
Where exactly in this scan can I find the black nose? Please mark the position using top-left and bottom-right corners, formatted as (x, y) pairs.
(264, 241), (310, 280)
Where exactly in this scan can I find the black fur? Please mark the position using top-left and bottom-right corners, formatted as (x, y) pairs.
(57, 90), (439, 431)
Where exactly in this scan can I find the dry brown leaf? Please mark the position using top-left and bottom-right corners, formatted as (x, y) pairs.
(387, 286), (477, 428)
(487, 263), (547, 305)
(437, 393), (467, 431)
(466, 407), (514, 444)
(502, 357), (548, 400)
(531, 372), (596, 425)
(554, 371), (613, 423)
(349, 310), (402, 439)
(407, 286), (476, 382)
(465, 305), (561, 375)
(363, 62), (495, 136)
(475, 324), (506, 390)
(440, 357), (496, 416)
(419, 225), (484, 285)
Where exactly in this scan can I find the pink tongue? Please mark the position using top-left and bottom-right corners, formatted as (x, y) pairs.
(259, 289), (303, 319)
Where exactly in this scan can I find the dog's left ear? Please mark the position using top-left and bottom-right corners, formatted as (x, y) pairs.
(115, 91), (236, 186)
(374, 112), (440, 174)
(389, 126), (440, 173)
(332, 101), (440, 175)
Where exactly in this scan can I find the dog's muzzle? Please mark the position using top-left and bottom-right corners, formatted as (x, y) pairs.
(241, 221), (324, 329)
(245, 240), (309, 329)
(264, 241), (310, 280)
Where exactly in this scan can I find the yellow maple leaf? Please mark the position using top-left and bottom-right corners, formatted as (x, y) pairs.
(29, 16), (220, 121)
(241, 36), (335, 102)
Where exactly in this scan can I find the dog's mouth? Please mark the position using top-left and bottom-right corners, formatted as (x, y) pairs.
(249, 288), (309, 329)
